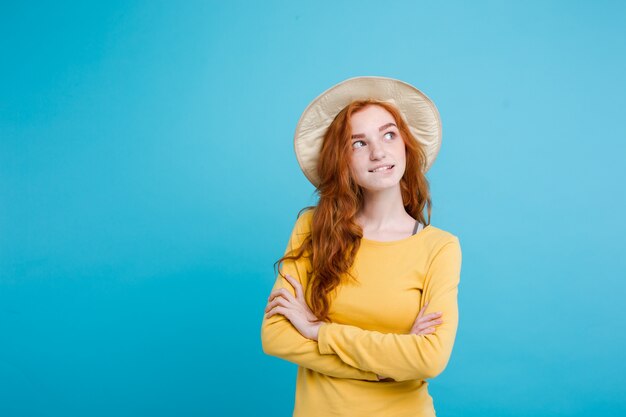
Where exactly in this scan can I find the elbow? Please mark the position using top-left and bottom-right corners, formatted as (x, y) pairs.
(261, 332), (271, 355)
(261, 334), (278, 357)
(417, 351), (452, 381)
(420, 359), (449, 380)
(394, 347), (453, 382)
(410, 335), (455, 381)
(260, 325), (275, 356)
(260, 321), (283, 357)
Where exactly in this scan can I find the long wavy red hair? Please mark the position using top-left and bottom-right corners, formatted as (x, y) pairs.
(275, 100), (432, 321)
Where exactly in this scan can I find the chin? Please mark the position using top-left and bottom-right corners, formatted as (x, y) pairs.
(360, 180), (402, 193)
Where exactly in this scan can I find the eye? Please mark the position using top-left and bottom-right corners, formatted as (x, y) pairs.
(352, 140), (366, 149)
(383, 131), (396, 140)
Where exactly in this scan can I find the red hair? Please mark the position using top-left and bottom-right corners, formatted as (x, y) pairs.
(275, 100), (432, 321)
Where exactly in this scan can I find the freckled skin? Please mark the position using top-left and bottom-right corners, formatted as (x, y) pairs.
(348, 105), (407, 192)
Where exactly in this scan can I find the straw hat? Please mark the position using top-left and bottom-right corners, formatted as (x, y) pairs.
(293, 76), (442, 187)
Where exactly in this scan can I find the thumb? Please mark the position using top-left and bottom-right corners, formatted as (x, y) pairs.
(416, 301), (429, 319)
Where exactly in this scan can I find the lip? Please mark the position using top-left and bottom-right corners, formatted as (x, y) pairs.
(369, 164), (395, 173)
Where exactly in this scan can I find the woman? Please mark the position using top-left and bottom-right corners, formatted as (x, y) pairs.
(261, 76), (462, 417)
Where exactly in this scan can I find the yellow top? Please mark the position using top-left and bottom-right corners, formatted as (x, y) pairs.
(261, 209), (462, 417)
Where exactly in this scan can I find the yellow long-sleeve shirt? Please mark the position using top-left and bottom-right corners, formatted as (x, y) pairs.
(261, 209), (462, 417)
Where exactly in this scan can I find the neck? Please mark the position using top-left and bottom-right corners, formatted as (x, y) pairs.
(357, 185), (411, 230)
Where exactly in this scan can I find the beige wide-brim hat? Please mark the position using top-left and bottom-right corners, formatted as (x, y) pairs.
(294, 76), (442, 188)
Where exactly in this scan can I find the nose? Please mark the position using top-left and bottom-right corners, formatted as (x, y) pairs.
(369, 140), (386, 160)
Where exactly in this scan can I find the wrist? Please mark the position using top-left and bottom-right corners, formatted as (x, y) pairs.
(309, 321), (322, 341)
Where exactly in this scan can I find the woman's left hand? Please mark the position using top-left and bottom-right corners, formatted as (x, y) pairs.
(265, 273), (322, 341)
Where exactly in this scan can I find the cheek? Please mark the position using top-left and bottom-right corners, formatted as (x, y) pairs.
(347, 159), (361, 179)
(350, 154), (365, 169)
(397, 147), (407, 171)
(396, 143), (407, 162)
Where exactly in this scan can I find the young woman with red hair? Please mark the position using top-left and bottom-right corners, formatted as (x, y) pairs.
(261, 77), (462, 417)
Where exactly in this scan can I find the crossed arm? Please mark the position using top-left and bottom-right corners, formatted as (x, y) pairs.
(260, 214), (462, 382)
(316, 241), (460, 382)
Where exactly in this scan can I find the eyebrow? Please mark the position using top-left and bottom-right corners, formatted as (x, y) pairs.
(351, 123), (398, 139)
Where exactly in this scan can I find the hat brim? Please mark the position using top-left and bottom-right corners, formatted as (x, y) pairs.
(294, 76), (442, 187)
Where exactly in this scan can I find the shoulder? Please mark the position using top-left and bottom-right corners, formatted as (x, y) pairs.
(421, 226), (462, 278)
(296, 207), (315, 227)
(424, 224), (459, 242)
(296, 207), (313, 231)
(290, 207), (315, 240)
(422, 224), (462, 253)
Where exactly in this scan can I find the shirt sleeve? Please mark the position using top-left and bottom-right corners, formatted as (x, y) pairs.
(317, 237), (462, 382)
(260, 211), (380, 381)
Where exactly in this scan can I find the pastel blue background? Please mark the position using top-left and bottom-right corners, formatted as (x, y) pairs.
(2, 1), (625, 416)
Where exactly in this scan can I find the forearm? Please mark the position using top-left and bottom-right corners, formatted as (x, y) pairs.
(261, 314), (379, 381)
(317, 318), (457, 382)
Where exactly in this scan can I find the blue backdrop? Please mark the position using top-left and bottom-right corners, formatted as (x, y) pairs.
(1, 1), (625, 416)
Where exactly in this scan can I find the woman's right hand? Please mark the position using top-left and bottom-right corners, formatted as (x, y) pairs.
(410, 302), (443, 335)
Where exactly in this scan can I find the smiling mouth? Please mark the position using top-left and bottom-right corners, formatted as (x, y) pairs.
(369, 165), (395, 173)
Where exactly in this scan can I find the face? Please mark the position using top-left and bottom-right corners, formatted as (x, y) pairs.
(348, 105), (406, 192)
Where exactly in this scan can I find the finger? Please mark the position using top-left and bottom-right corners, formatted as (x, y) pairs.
(414, 325), (437, 336)
(266, 305), (289, 319)
(415, 315), (443, 327)
(420, 327), (436, 335)
(413, 317), (443, 333)
(417, 301), (430, 318)
(420, 312), (443, 321)
(416, 304), (427, 319)
(268, 288), (297, 304)
(265, 296), (292, 313)
(267, 291), (296, 308)
(284, 273), (304, 300)
(417, 318), (443, 329)
(268, 288), (289, 301)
